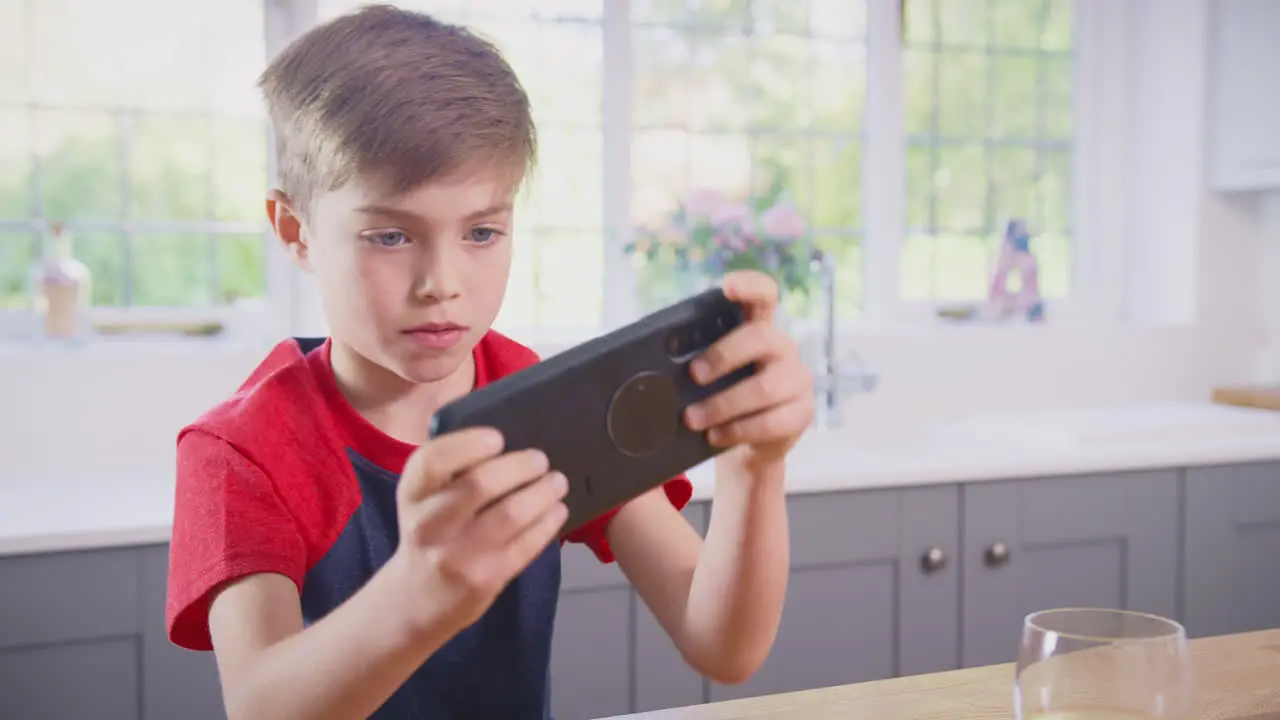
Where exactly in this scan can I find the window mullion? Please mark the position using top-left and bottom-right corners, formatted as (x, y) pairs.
(601, 0), (634, 330)
(863, 0), (906, 325)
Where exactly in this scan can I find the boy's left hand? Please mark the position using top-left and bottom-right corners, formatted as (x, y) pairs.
(683, 270), (815, 470)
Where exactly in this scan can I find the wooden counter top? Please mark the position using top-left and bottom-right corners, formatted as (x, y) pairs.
(606, 629), (1280, 720)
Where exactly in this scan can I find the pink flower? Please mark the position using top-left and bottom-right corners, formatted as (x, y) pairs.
(711, 202), (751, 230)
(760, 203), (806, 240)
(682, 189), (728, 223)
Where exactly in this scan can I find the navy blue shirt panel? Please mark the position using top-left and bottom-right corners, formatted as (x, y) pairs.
(299, 448), (562, 719)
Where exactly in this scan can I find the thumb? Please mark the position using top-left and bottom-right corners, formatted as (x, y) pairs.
(397, 427), (504, 506)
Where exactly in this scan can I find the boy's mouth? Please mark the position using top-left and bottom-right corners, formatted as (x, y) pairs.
(402, 322), (468, 350)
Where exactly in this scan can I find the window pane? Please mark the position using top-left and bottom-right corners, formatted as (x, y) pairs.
(902, 1), (1076, 306)
(903, 48), (937, 136)
(937, 0), (987, 46)
(1043, 0), (1074, 51)
(130, 116), (210, 221)
(212, 120), (268, 222)
(1043, 57), (1073, 138)
(131, 234), (213, 307)
(633, 28), (693, 129)
(905, 144), (934, 231)
(631, 129), (688, 226)
(990, 0), (1048, 49)
(935, 143), (986, 232)
(809, 0), (866, 38)
(937, 50), (987, 137)
(1040, 149), (1072, 234)
(0, 1), (27, 103)
(750, 34), (812, 131)
(0, 109), (32, 219)
(37, 110), (125, 222)
(811, 39), (866, 133)
(751, 0), (811, 36)
(988, 146), (1040, 229)
(810, 137), (861, 230)
(533, 230), (602, 328)
(689, 36), (751, 133)
(217, 233), (267, 303)
(630, 1), (867, 320)
(531, 128), (604, 230)
(0, 232), (38, 308)
(900, 233), (934, 300)
(11, 0), (270, 309)
(526, 23), (603, 126)
(990, 56), (1040, 139)
(933, 233), (992, 301)
(73, 232), (128, 306)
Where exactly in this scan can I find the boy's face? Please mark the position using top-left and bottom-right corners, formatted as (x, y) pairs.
(273, 166), (517, 385)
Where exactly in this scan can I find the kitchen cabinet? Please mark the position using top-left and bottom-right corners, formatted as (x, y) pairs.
(1208, 0), (1280, 191)
(959, 470), (1181, 667)
(1183, 461), (1280, 637)
(551, 500), (710, 720)
(706, 485), (960, 702)
(4, 461), (1280, 719)
(0, 545), (223, 720)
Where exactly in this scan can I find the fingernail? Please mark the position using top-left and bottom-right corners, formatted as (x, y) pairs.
(685, 405), (705, 429)
(707, 428), (723, 446)
(553, 472), (569, 494)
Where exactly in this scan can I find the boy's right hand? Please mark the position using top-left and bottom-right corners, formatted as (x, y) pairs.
(386, 427), (568, 637)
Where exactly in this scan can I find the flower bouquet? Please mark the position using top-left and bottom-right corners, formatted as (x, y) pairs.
(625, 188), (819, 311)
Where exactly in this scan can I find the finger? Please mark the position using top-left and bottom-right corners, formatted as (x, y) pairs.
(685, 358), (811, 431)
(720, 270), (779, 322)
(707, 396), (815, 448)
(463, 470), (569, 551)
(690, 321), (791, 385)
(489, 500), (570, 584)
(409, 448), (550, 542)
(398, 427), (504, 506)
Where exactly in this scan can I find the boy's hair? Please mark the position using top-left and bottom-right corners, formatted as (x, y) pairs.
(259, 3), (537, 213)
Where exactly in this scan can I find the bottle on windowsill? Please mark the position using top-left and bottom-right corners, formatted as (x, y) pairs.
(29, 222), (91, 344)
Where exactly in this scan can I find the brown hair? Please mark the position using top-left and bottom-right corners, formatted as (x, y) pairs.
(258, 3), (537, 214)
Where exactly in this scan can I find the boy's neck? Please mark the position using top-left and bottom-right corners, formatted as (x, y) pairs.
(328, 339), (476, 447)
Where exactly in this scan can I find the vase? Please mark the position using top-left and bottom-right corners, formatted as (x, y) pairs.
(29, 223), (91, 343)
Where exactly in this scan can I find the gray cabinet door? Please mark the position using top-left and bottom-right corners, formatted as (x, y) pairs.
(960, 470), (1181, 668)
(707, 484), (961, 702)
(1183, 461), (1280, 638)
(0, 548), (143, 720)
(552, 540), (635, 720)
(632, 500), (711, 713)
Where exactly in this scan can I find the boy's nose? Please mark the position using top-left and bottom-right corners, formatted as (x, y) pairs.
(412, 246), (464, 301)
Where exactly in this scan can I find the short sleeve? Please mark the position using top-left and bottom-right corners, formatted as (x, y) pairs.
(563, 475), (694, 564)
(166, 430), (308, 651)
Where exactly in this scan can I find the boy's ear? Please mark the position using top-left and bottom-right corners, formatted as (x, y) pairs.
(265, 190), (311, 272)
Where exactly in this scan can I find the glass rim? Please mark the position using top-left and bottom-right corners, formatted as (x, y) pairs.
(1024, 607), (1187, 643)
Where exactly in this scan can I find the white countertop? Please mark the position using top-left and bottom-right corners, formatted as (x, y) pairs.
(6, 401), (1280, 558)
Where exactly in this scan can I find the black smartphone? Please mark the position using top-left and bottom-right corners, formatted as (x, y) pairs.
(428, 287), (756, 536)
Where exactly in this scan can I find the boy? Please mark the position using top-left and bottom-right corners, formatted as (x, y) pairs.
(165, 4), (814, 719)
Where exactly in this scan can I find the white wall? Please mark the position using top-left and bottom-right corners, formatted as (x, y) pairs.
(2, 0), (1275, 483)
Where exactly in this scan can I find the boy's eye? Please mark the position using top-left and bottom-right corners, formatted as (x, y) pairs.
(469, 228), (500, 244)
(367, 230), (409, 247)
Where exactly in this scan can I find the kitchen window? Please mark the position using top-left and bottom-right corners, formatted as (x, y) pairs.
(0, 0), (1090, 342)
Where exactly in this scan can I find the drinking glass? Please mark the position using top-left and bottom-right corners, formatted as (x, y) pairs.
(1015, 607), (1193, 720)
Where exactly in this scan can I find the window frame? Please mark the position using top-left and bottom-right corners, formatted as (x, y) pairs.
(1, 0), (1125, 344)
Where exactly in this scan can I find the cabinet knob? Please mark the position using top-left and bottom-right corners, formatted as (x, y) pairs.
(920, 547), (948, 574)
(984, 541), (1011, 567)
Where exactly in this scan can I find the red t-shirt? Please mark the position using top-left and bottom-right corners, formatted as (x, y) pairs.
(165, 331), (692, 673)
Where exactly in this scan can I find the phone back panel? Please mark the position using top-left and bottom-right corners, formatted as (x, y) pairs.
(429, 289), (755, 535)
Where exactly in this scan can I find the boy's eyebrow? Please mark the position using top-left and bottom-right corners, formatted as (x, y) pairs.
(354, 202), (514, 224)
